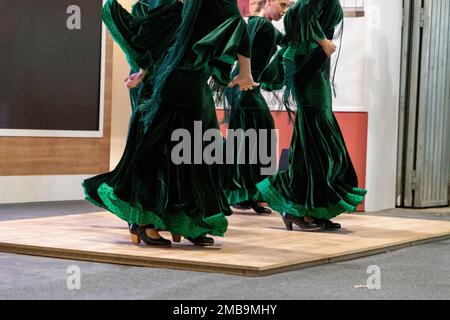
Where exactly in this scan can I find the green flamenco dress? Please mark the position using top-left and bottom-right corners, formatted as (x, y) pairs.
(256, 0), (367, 221)
(128, 0), (173, 108)
(224, 16), (284, 206)
(82, 0), (251, 238)
(82, 0), (183, 211)
(86, 0), (177, 226)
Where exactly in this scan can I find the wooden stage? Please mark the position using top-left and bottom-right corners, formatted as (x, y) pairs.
(1, 211), (450, 277)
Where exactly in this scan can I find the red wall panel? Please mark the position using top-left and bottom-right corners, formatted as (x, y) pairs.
(216, 110), (368, 211)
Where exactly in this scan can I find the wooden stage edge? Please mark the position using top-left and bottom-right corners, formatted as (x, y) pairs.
(1, 233), (449, 277)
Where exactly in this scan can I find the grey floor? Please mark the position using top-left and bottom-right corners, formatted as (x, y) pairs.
(0, 201), (449, 300)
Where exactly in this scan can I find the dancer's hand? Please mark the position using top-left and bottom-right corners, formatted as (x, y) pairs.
(228, 74), (260, 91)
(229, 54), (259, 91)
(124, 68), (147, 89)
(318, 39), (337, 57)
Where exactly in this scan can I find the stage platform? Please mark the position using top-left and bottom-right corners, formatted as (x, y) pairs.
(1, 211), (450, 276)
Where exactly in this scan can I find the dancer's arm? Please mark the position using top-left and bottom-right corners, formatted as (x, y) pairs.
(228, 54), (259, 91)
(307, 0), (336, 57)
(317, 38), (336, 57)
(103, 0), (182, 89)
(285, 0), (336, 57)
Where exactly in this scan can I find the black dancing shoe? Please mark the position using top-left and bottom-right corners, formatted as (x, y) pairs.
(314, 219), (341, 231)
(233, 201), (252, 210)
(187, 236), (215, 246)
(171, 234), (214, 246)
(282, 213), (324, 232)
(249, 201), (272, 215)
(129, 224), (171, 247)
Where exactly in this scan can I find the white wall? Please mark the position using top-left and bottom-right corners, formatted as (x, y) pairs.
(110, 0), (134, 169)
(364, 0), (403, 211)
(0, 175), (93, 204)
(333, 17), (367, 112)
(272, 16), (367, 112)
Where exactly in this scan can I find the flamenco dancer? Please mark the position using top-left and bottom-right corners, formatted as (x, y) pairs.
(83, 0), (257, 247)
(126, 0), (174, 233)
(128, 0), (173, 108)
(224, 0), (289, 215)
(256, 0), (367, 231)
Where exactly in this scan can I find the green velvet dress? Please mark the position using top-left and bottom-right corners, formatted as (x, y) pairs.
(224, 16), (284, 205)
(128, 0), (172, 109)
(256, 0), (367, 220)
(82, 0), (250, 238)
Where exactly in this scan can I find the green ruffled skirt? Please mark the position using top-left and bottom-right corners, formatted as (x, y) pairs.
(83, 0), (252, 238)
(256, 68), (367, 220)
(83, 69), (231, 238)
(224, 89), (275, 205)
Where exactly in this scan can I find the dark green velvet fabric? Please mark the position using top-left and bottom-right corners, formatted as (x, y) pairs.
(130, 0), (175, 110)
(256, 0), (367, 220)
(224, 17), (283, 204)
(83, 0), (250, 238)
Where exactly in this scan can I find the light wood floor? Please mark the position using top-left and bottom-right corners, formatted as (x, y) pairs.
(1, 211), (450, 276)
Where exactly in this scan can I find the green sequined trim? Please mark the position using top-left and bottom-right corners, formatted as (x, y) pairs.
(94, 183), (228, 238)
(256, 178), (367, 220)
(102, 0), (140, 71)
(350, 187), (368, 197)
(81, 181), (108, 210)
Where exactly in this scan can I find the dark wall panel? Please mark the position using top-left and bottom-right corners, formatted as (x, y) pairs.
(0, 0), (103, 131)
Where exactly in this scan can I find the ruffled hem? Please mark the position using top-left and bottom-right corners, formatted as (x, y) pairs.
(83, 183), (229, 238)
(192, 15), (250, 85)
(256, 178), (367, 220)
(82, 181), (108, 210)
(102, 0), (182, 72)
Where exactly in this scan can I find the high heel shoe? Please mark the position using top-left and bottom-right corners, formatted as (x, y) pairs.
(171, 234), (214, 246)
(172, 234), (182, 243)
(187, 236), (214, 246)
(282, 214), (324, 232)
(129, 224), (171, 247)
(249, 200), (272, 215)
(314, 219), (341, 231)
(233, 201), (252, 210)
